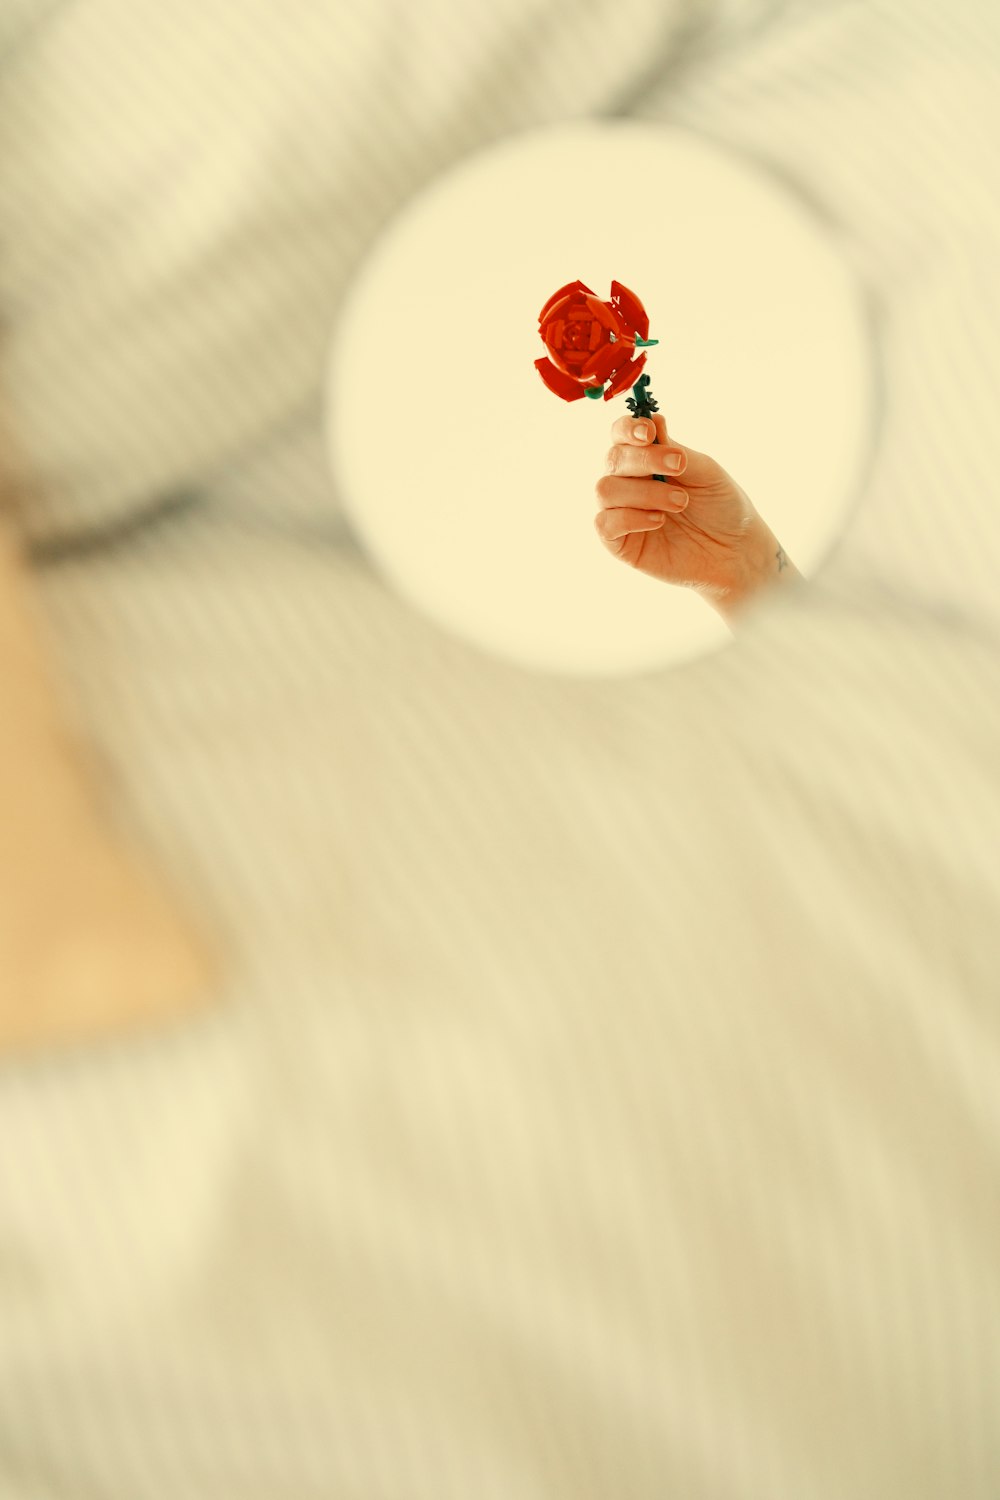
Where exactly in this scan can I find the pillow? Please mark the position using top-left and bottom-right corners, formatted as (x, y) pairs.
(0, 0), (713, 550)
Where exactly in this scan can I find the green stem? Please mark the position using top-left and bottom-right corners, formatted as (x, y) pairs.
(625, 374), (667, 483)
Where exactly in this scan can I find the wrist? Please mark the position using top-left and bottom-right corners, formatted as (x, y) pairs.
(703, 517), (801, 626)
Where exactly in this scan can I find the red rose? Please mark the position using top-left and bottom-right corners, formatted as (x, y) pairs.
(534, 279), (654, 403)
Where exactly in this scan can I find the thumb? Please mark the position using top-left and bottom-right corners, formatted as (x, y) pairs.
(651, 414), (719, 489)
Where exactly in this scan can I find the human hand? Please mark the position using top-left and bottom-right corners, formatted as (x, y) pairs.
(593, 414), (799, 621)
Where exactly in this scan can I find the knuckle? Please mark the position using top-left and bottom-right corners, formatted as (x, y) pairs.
(604, 445), (620, 476)
(594, 474), (616, 503)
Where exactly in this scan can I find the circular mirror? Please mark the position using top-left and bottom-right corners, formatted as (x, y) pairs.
(324, 120), (875, 677)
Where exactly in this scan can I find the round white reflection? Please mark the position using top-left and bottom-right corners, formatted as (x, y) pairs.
(324, 120), (874, 678)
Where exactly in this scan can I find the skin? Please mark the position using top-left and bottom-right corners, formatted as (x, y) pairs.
(0, 510), (219, 1054)
(594, 413), (802, 625)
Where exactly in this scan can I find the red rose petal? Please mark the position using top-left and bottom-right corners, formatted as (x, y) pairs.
(609, 280), (649, 340)
(538, 279), (596, 325)
(582, 339), (635, 384)
(544, 300), (614, 375)
(582, 294), (618, 334)
(547, 348), (589, 378)
(540, 299), (593, 346)
(604, 351), (647, 399)
(534, 357), (586, 402)
(542, 292), (581, 328)
(580, 345), (618, 385)
(544, 329), (590, 378)
(543, 302), (596, 339)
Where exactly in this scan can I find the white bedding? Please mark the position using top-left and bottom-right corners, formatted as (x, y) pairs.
(1, 2), (999, 1497)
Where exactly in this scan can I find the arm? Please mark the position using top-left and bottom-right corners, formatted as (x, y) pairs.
(698, 516), (804, 629)
(0, 427), (218, 1054)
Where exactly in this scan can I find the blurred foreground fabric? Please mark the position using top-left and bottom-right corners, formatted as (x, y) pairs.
(1, 1), (999, 1497)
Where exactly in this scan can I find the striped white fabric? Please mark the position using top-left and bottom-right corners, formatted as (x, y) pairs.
(1, 2), (999, 1497)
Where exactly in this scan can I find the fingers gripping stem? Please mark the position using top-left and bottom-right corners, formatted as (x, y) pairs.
(625, 374), (667, 483)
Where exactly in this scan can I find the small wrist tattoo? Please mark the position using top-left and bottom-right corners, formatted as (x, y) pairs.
(775, 546), (788, 572)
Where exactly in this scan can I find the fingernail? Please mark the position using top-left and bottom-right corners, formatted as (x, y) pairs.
(662, 450), (685, 472)
(633, 422), (651, 440)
